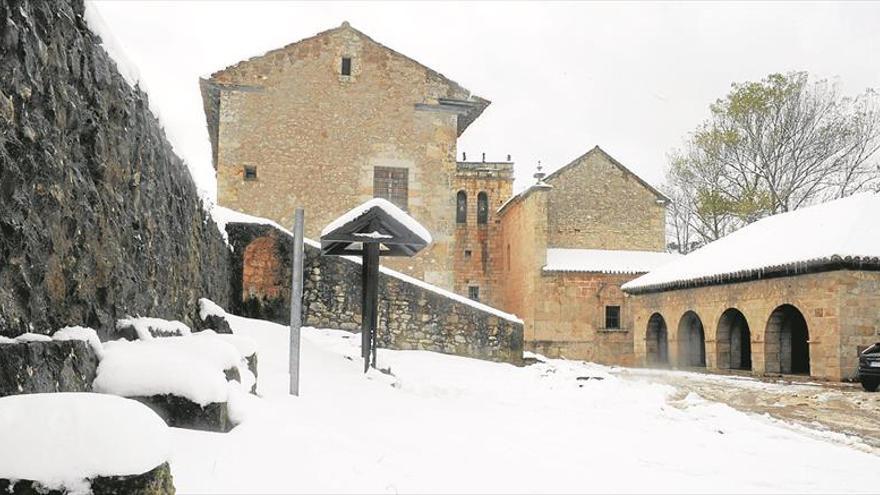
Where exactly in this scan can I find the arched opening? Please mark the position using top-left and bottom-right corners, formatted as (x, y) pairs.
(716, 308), (752, 370)
(646, 313), (669, 366)
(456, 191), (467, 224)
(677, 311), (706, 368)
(242, 236), (283, 301)
(765, 304), (810, 375)
(477, 192), (489, 224)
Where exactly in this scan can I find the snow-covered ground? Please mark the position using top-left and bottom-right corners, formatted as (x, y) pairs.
(171, 315), (880, 493)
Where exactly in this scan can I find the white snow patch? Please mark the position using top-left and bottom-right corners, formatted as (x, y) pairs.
(624, 192), (880, 291)
(94, 336), (245, 406)
(0, 393), (169, 494)
(0, 336), (14, 344)
(52, 326), (104, 359)
(195, 329), (257, 358)
(167, 314), (880, 494)
(320, 198), (433, 244)
(116, 317), (192, 340)
(198, 298), (226, 321)
(353, 231), (394, 239)
(14, 333), (52, 343)
(544, 248), (679, 274)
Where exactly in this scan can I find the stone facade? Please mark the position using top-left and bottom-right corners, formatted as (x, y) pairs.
(0, 340), (99, 397)
(0, 0), (230, 339)
(202, 23), (488, 290)
(493, 147), (668, 364)
(626, 270), (880, 381)
(226, 222), (524, 364)
(452, 160), (514, 304)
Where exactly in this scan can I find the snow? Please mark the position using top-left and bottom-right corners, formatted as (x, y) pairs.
(544, 248), (679, 274)
(14, 333), (52, 343)
(94, 335), (248, 406)
(624, 192), (880, 292)
(0, 393), (170, 494)
(116, 316), (192, 340)
(195, 329), (258, 358)
(52, 326), (104, 359)
(198, 297), (227, 321)
(320, 198), (433, 244)
(215, 206), (522, 323)
(0, 336), (14, 344)
(168, 313), (880, 493)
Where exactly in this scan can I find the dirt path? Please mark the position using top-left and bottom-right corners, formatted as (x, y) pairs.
(614, 367), (880, 451)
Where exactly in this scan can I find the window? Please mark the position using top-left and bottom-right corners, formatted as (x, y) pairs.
(477, 192), (489, 224)
(468, 286), (480, 301)
(244, 166), (257, 181)
(464, 250), (472, 258)
(373, 167), (408, 210)
(605, 306), (621, 329)
(456, 191), (467, 224)
(341, 57), (352, 76)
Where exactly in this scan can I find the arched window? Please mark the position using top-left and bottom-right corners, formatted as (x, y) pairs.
(456, 191), (467, 224)
(477, 192), (489, 224)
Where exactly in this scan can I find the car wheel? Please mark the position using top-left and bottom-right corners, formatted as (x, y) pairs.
(860, 376), (880, 392)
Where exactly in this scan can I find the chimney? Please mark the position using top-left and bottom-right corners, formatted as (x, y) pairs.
(481, 152), (486, 163)
(507, 154), (511, 162)
(533, 160), (546, 182)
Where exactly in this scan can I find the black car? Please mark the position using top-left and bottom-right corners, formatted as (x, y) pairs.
(859, 343), (880, 391)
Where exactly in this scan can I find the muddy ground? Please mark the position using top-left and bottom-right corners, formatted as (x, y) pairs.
(613, 367), (880, 452)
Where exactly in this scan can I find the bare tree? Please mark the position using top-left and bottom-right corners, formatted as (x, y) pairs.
(666, 72), (880, 248)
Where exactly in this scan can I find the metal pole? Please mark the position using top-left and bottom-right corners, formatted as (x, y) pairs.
(289, 208), (305, 396)
(361, 242), (380, 373)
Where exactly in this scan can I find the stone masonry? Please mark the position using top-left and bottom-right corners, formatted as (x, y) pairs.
(626, 270), (880, 381)
(226, 222), (524, 364)
(201, 23), (489, 290)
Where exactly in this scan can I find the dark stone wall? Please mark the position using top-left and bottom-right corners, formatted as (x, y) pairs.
(0, 340), (99, 397)
(227, 223), (524, 364)
(0, 0), (230, 338)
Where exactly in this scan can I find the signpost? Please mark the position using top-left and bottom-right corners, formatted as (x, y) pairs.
(320, 199), (430, 372)
(289, 208), (304, 395)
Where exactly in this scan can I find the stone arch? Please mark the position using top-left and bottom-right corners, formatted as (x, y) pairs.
(677, 311), (706, 367)
(716, 308), (752, 370)
(646, 313), (669, 366)
(456, 190), (467, 224)
(765, 304), (810, 375)
(477, 192), (489, 224)
(242, 236), (283, 301)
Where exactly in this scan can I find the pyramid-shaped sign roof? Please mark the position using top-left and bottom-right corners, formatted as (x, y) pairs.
(320, 198), (432, 257)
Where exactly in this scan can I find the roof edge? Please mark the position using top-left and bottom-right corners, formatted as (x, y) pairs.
(545, 146), (670, 202)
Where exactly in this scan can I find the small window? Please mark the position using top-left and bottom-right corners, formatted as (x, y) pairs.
(605, 306), (621, 329)
(244, 166), (257, 181)
(477, 192), (489, 224)
(456, 191), (467, 224)
(373, 166), (408, 210)
(341, 57), (352, 76)
(464, 250), (472, 258)
(468, 286), (480, 301)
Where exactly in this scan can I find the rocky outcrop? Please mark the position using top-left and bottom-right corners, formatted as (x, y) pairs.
(0, 462), (174, 495)
(0, 340), (99, 397)
(131, 395), (231, 432)
(0, 0), (230, 340)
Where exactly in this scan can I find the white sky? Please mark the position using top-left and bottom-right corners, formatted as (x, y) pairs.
(90, 1), (880, 198)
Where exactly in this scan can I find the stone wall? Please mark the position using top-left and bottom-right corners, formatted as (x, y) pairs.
(226, 222), (524, 364)
(0, 340), (99, 397)
(527, 272), (637, 366)
(545, 147), (666, 251)
(626, 270), (880, 381)
(204, 23), (488, 290)
(452, 161), (514, 304)
(0, 0), (230, 338)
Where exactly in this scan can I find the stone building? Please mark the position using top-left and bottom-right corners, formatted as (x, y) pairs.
(493, 147), (675, 364)
(202, 24), (673, 365)
(200, 22), (489, 289)
(622, 193), (880, 381)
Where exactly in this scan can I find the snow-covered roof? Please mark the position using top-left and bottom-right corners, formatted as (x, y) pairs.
(544, 248), (679, 275)
(321, 198), (433, 244)
(623, 193), (880, 293)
